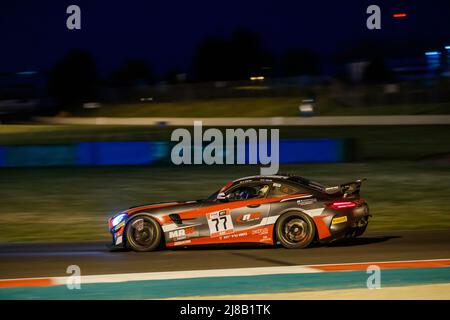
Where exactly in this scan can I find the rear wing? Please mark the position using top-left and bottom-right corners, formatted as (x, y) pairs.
(324, 179), (366, 198)
(285, 175), (365, 198)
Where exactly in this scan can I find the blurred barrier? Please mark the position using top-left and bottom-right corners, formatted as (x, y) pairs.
(77, 142), (153, 165)
(35, 115), (450, 126)
(76, 141), (169, 165)
(238, 139), (349, 164)
(279, 139), (345, 163)
(0, 139), (351, 167)
(5, 145), (76, 167)
(0, 146), (5, 167)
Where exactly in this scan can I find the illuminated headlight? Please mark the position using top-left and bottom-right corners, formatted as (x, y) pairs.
(112, 213), (127, 228)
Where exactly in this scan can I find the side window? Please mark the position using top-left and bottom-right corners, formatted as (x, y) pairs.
(269, 182), (303, 197)
(225, 183), (271, 201)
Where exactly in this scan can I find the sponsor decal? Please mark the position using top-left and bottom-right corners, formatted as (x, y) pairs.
(236, 212), (262, 223)
(114, 221), (125, 231)
(223, 231), (248, 240)
(332, 216), (348, 224)
(251, 227), (269, 235)
(168, 226), (198, 241)
(173, 239), (191, 246)
(297, 198), (317, 206)
(115, 226), (125, 237)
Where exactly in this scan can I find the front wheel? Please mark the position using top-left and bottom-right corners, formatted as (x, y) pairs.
(125, 215), (162, 252)
(276, 212), (316, 249)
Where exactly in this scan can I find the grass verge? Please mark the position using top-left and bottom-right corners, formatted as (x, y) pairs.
(74, 98), (450, 117)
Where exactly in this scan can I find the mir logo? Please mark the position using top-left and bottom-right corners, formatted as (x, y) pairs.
(366, 265), (381, 289)
(171, 121), (279, 175)
(66, 265), (81, 290)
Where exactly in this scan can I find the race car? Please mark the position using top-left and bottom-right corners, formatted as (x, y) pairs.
(108, 174), (370, 252)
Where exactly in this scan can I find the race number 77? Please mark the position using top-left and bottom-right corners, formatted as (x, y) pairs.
(207, 210), (234, 237)
(212, 216), (228, 231)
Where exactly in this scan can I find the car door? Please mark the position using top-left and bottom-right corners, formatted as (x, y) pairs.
(219, 182), (272, 237)
(174, 182), (273, 245)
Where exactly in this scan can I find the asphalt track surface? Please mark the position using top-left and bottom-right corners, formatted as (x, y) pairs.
(0, 229), (449, 279)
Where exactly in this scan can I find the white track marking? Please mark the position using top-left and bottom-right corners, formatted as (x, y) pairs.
(2, 258), (449, 288)
(51, 265), (322, 285)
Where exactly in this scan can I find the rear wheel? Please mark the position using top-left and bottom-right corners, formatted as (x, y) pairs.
(276, 212), (316, 249)
(125, 215), (162, 252)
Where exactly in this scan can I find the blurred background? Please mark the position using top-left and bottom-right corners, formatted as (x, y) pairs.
(0, 0), (449, 242)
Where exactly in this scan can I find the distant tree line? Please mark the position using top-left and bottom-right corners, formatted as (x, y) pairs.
(47, 28), (393, 109)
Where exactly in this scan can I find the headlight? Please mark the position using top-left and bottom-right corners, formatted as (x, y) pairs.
(112, 213), (127, 227)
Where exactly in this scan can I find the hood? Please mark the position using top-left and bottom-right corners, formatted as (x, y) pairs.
(125, 200), (204, 215)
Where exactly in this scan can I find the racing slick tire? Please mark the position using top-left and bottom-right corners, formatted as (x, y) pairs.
(125, 215), (162, 252)
(276, 211), (316, 249)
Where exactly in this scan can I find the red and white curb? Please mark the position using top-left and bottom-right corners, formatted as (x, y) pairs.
(1, 258), (449, 289)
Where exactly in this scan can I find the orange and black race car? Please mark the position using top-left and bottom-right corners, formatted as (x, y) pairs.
(108, 174), (370, 252)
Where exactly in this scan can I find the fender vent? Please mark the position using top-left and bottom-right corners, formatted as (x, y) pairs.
(169, 214), (182, 224)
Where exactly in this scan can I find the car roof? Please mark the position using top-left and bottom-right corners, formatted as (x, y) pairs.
(232, 175), (289, 183)
(231, 174), (326, 192)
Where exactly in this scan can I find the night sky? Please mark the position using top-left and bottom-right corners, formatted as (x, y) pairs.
(1, 0), (450, 76)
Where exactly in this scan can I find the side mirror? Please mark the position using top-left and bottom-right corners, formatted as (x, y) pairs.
(216, 192), (227, 201)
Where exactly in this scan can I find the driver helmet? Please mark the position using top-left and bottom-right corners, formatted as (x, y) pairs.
(239, 189), (250, 199)
(258, 185), (270, 196)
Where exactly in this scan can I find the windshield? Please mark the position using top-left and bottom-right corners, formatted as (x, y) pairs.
(206, 181), (235, 201)
(206, 181), (273, 202)
(206, 189), (220, 201)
